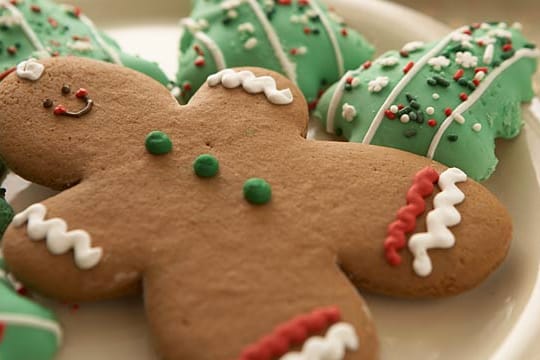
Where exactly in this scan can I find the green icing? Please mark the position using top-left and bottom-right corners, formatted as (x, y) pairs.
(315, 22), (539, 181)
(193, 154), (219, 178)
(0, 0), (169, 85)
(243, 177), (272, 205)
(145, 131), (173, 155)
(177, 0), (374, 106)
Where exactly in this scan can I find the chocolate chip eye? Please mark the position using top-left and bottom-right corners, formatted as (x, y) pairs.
(61, 84), (71, 95)
(43, 98), (53, 108)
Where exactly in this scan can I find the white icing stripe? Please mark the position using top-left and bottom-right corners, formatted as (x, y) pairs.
(408, 168), (467, 277)
(207, 69), (293, 105)
(0, 313), (62, 344)
(279, 322), (359, 360)
(12, 204), (103, 270)
(361, 28), (468, 144)
(308, 0), (344, 76)
(325, 70), (353, 133)
(0, 0), (49, 57)
(245, 0), (297, 84)
(180, 18), (227, 70)
(427, 48), (540, 159)
(78, 14), (123, 65)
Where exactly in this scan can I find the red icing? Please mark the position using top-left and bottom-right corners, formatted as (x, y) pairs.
(384, 167), (439, 266)
(238, 306), (341, 360)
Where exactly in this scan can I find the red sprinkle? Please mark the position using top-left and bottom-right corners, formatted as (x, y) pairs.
(474, 67), (488, 74)
(75, 88), (88, 99)
(473, 79), (481, 86)
(463, 29), (472, 35)
(403, 61), (414, 74)
(428, 119), (437, 127)
(345, 76), (354, 85)
(278, 0), (291, 4)
(503, 43), (513, 52)
(308, 99), (319, 111)
(54, 105), (67, 116)
(303, 27), (311, 35)
(183, 82), (192, 92)
(0, 323), (5, 343)
(193, 45), (204, 56)
(453, 69), (465, 81)
(398, 104), (405, 110)
(51, 51), (60, 57)
(238, 307), (341, 360)
(399, 50), (409, 58)
(384, 167), (440, 266)
(472, 22), (481, 29)
(48, 17), (58, 28)
(30, 4), (41, 12)
(460, 92), (468, 101)
(194, 57), (205, 67)
(477, 40), (485, 47)
(290, 48), (298, 55)
(9, 0), (17, 5)
(299, 0), (309, 5)
(385, 110), (396, 120)
(362, 60), (372, 70)
(341, 28), (348, 37)
(444, 108), (453, 116)
(72, 6), (82, 17)
(7, 46), (17, 55)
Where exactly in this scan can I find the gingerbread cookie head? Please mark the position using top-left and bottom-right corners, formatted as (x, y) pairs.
(0, 58), (512, 359)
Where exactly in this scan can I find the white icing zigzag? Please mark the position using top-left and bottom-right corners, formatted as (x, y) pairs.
(207, 69), (294, 105)
(12, 204), (103, 270)
(408, 168), (467, 277)
(280, 322), (359, 360)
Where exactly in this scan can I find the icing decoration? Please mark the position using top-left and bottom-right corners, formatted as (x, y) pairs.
(401, 41), (424, 54)
(53, 87), (94, 118)
(315, 23), (539, 180)
(367, 76), (389, 93)
(243, 178), (272, 205)
(279, 322), (359, 360)
(384, 167), (439, 266)
(16, 58), (45, 81)
(193, 154), (220, 178)
(238, 306), (342, 360)
(408, 168), (467, 277)
(12, 203), (103, 270)
(207, 69), (293, 105)
(0, 0), (168, 85)
(378, 56), (399, 68)
(341, 103), (356, 122)
(145, 131), (173, 155)
(177, 0), (374, 105)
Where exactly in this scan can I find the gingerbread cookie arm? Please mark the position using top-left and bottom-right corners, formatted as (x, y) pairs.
(143, 252), (378, 360)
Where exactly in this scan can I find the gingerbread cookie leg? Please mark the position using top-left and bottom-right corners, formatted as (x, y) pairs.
(144, 252), (378, 360)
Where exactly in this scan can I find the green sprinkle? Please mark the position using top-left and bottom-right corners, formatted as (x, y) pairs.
(410, 100), (420, 110)
(406, 93), (416, 103)
(193, 154), (219, 178)
(409, 112), (418, 122)
(243, 178), (272, 205)
(335, 127), (343, 137)
(397, 107), (412, 117)
(434, 76), (450, 87)
(467, 81), (476, 91)
(416, 112), (424, 124)
(427, 78), (437, 86)
(145, 131), (173, 155)
(501, 49), (515, 60)
(447, 134), (459, 142)
(344, 83), (352, 91)
(525, 43), (537, 49)
(404, 129), (417, 138)
(458, 78), (469, 86)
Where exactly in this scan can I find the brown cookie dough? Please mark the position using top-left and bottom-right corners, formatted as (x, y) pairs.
(0, 58), (511, 359)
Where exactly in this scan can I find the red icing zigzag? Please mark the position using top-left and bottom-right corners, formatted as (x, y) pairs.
(384, 167), (439, 266)
(238, 306), (341, 360)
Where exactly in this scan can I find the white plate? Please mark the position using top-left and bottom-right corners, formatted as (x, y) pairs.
(3, 0), (540, 359)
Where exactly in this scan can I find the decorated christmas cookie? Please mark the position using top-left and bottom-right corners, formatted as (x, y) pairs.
(177, 0), (374, 108)
(0, 0), (169, 85)
(314, 22), (539, 181)
(0, 189), (61, 360)
(0, 58), (513, 359)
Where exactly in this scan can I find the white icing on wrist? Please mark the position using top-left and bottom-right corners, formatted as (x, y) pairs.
(408, 168), (467, 277)
(16, 58), (45, 81)
(207, 69), (293, 105)
(13, 204), (103, 270)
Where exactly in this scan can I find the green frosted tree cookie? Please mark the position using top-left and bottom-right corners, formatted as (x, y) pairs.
(314, 22), (539, 181)
(0, 189), (61, 360)
(177, 0), (374, 108)
(0, 0), (169, 85)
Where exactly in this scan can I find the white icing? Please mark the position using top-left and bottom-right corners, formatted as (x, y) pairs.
(325, 70), (353, 133)
(0, 313), (63, 344)
(16, 58), (44, 81)
(244, 37), (258, 50)
(408, 168), (467, 277)
(12, 204), (103, 270)
(427, 48), (540, 159)
(0, 14), (21, 27)
(455, 51), (478, 68)
(180, 18), (227, 71)
(207, 69), (293, 105)
(362, 27), (469, 144)
(342, 103), (356, 122)
(428, 56), (450, 71)
(368, 76), (389, 93)
(67, 40), (94, 52)
(378, 56), (399, 68)
(280, 322), (359, 360)
(401, 40), (424, 53)
(483, 44), (495, 65)
(78, 13), (123, 65)
(245, 0), (297, 84)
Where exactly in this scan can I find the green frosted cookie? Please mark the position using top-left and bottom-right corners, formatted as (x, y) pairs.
(0, 189), (61, 360)
(315, 22), (539, 181)
(177, 0), (374, 108)
(0, 0), (169, 85)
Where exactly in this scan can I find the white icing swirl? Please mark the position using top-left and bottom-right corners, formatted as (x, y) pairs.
(280, 322), (359, 360)
(13, 204), (103, 270)
(408, 168), (467, 277)
(16, 58), (44, 81)
(207, 69), (293, 105)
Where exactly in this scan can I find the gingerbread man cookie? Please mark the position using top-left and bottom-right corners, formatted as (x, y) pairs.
(0, 57), (511, 359)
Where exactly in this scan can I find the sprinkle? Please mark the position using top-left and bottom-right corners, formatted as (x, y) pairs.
(378, 56), (399, 68)
(472, 123), (482, 132)
(342, 103), (357, 122)
(7, 46), (17, 55)
(303, 27), (311, 35)
(385, 110), (396, 120)
(453, 69), (465, 81)
(404, 129), (417, 138)
(341, 28), (348, 37)
(475, 67), (489, 74)
(403, 61), (414, 74)
(459, 93), (468, 101)
(368, 76), (389, 93)
(194, 56), (205, 67)
(244, 37), (258, 49)
(444, 108), (453, 116)
(48, 17), (58, 28)
(416, 112), (424, 124)
(410, 101), (420, 110)
(455, 51), (478, 68)
(454, 114), (465, 124)
(474, 71), (486, 81)
(427, 78), (437, 86)
(428, 56), (451, 71)
(243, 178), (272, 205)
(278, 0), (291, 4)
(525, 43), (537, 49)
(483, 44), (494, 64)
(227, 9), (238, 19)
(398, 104), (405, 110)
(432, 93), (440, 100)
(473, 79), (481, 86)
(447, 134), (459, 142)
(434, 76), (450, 87)
(426, 107), (435, 115)
(30, 4), (41, 13)
(193, 45), (204, 56)
(401, 41), (424, 53)
(238, 22), (255, 33)
(145, 131), (173, 155)
(193, 154), (220, 178)
(390, 105), (399, 114)
(501, 49), (515, 60)
(428, 119), (437, 127)
(362, 60), (372, 69)
(503, 43), (513, 52)
(399, 50), (409, 58)
(409, 112), (418, 122)
(400, 114), (410, 123)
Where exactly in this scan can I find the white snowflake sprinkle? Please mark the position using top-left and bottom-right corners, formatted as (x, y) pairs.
(428, 56), (451, 71)
(498, 22), (508, 29)
(476, 36), (497, 45)
(480, 22), (491, 30)
(227, 9), (238, 18)
(342, 103), (357, 122)
(455, 51), (478, 68)
(401, 41), (424, 53)
(238, 22), (255, 33)
(472, 123), (482, 132)
(488, 28), (513, 39)
(378, 56), (399, 68)
(368, 76), (389, 93)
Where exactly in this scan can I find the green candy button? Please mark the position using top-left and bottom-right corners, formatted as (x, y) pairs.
(193, 154), (219, 178)
(243, 178), (272, 205)
(145, 131), (173, 155)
